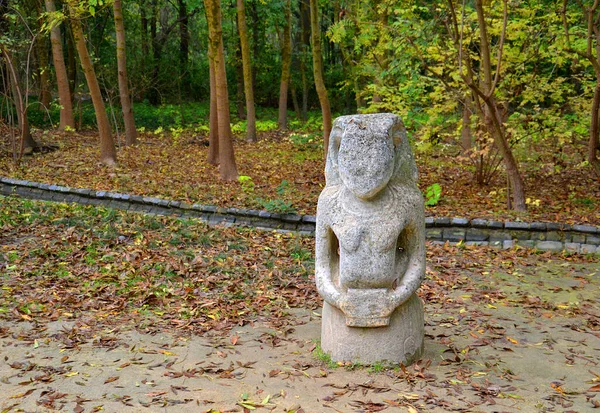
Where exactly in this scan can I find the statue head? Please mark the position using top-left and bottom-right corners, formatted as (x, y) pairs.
(325, 114), (418, 198)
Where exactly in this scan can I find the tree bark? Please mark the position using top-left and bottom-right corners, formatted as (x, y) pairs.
(148, 0), (160, 105)
(236, 0), (256, 142)
(3, 48), (37, 155)
(113, 0), (137, 145)
(205, 0), (238, 180)
(140, 0), (148, 79)
(207, 56), (219, 166)
(277, 0), (292, 130)
(34, 0), (52, 110)
(300, 0), (310, 120)
(589, 80), (600, 175)
(45, 0), (75, 130)
(309, 0), (332, 156)
(69, 4), (117, 165)
(461, 97), (472, 151)
(474, 0), (526, 211)
(66, 24), (77, 104)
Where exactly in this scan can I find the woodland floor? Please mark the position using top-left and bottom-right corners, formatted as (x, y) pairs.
(1, 128), (599, 225)
(1, 197), (599, 412)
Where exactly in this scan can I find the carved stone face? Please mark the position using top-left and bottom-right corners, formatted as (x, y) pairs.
(337, 122), (395, 200)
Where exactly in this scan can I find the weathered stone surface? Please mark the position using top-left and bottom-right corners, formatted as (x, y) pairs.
(503, 240), (515, 249)
(443, 228), (466, 241)
(564, 243), (580, 254)
(571, 233), (586, 244)
(536, 241), (564, 252)
(489, 232), (512, 242)
(517, 240), (536, 248)
(321, 296), (424, 366)
(471, 219), (489, 228)
(450, 217), (469, 226)
(587, 235), (600, 245)
(466, 228), (489, 241)
(505, 221), (530, 230)
(426, 228), (442, 239)
(581, 244), (599, 254)
(315, 114), (425, 365)
(573, 224), (598, 234)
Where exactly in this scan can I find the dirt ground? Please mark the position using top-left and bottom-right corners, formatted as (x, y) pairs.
(1, 258), (599, 413)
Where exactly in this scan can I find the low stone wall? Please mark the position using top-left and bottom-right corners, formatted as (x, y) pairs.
(1, 177), (599, 254)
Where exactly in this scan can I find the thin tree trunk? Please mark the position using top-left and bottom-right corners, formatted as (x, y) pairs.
(206, 0), (238, 180)
(3, 48), (37, 155)
(309, 0), (332, 156)
(113, 0), (137, 145)
(589, 80), (600, 175)
(34, 0), (52, 111)
(291, 84), (301, 119)
(474, 0), (526, 211)
(278, 0), (292, 130)
(236, 53), (245, 119)
(236, 0), (256, 142)
(149, 0), (160, 105)
(207, 57), (219, 165)
(45, 0), (74, 129)
(69, 5), (117, 165)
(300, 0), (309, 120)
(178, 0), (189, 72)
(461, 97), (472, 152)
(66, 24), (77, 105)
(140, 0), (148, 81)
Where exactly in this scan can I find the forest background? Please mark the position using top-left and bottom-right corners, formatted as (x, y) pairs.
(1, 0), (600, 223)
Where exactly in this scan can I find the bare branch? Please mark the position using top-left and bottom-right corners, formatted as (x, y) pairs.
(489, 0), (508, 97)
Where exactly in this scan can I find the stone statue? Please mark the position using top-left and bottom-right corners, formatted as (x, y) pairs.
(315, 113), (425, 365)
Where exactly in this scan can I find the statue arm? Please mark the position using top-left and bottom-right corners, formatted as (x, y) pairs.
(389, 215), (426, 308)
(315, 220), (343, 308)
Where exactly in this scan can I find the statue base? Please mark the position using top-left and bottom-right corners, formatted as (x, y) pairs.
(320, 293), (424, 366)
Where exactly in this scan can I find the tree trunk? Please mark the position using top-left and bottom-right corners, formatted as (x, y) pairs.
(3, 48), (37, 155)
(34, 0), (52, 111)
(277, 0), (292, 130)
(148, 0), (160, 105)
(45, 0), (75, 130)
(69, 5), (117, 165)
(236, 53), (245, 119)
(66, 24), (77, 105)
(461, 97), (472, 152)
(291, 84), (301, 119)
(237, 0), (256, 142)
(300, 0), (310, 120)
(474, 0), (526, 211)
(207, 56), (219, 166)
(113, 0), (137, 146)
(206, 0), (238, 180)
(178, 0), (189, 71)
(140, 0), (148, 80)
(309, 0), (332, 156)
(589, 80), (600, 176)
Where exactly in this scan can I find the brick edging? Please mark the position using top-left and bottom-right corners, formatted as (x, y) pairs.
(1, 177), (599, 255)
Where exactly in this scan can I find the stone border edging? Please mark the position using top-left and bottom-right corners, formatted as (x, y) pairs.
(1, 177), (599, 255)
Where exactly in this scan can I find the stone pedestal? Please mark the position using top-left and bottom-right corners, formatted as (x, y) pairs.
(321, 294), (424, 365)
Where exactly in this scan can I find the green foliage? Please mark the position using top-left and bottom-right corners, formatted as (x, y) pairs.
(237, 176), (296, 214)
(238, 175), (255, 193)
(425, 183), (442, 207)
(312, 342), (337, 369)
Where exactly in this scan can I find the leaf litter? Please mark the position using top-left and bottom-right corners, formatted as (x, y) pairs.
(1, 130), (599, 224)
(0, 197), (599, 412)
